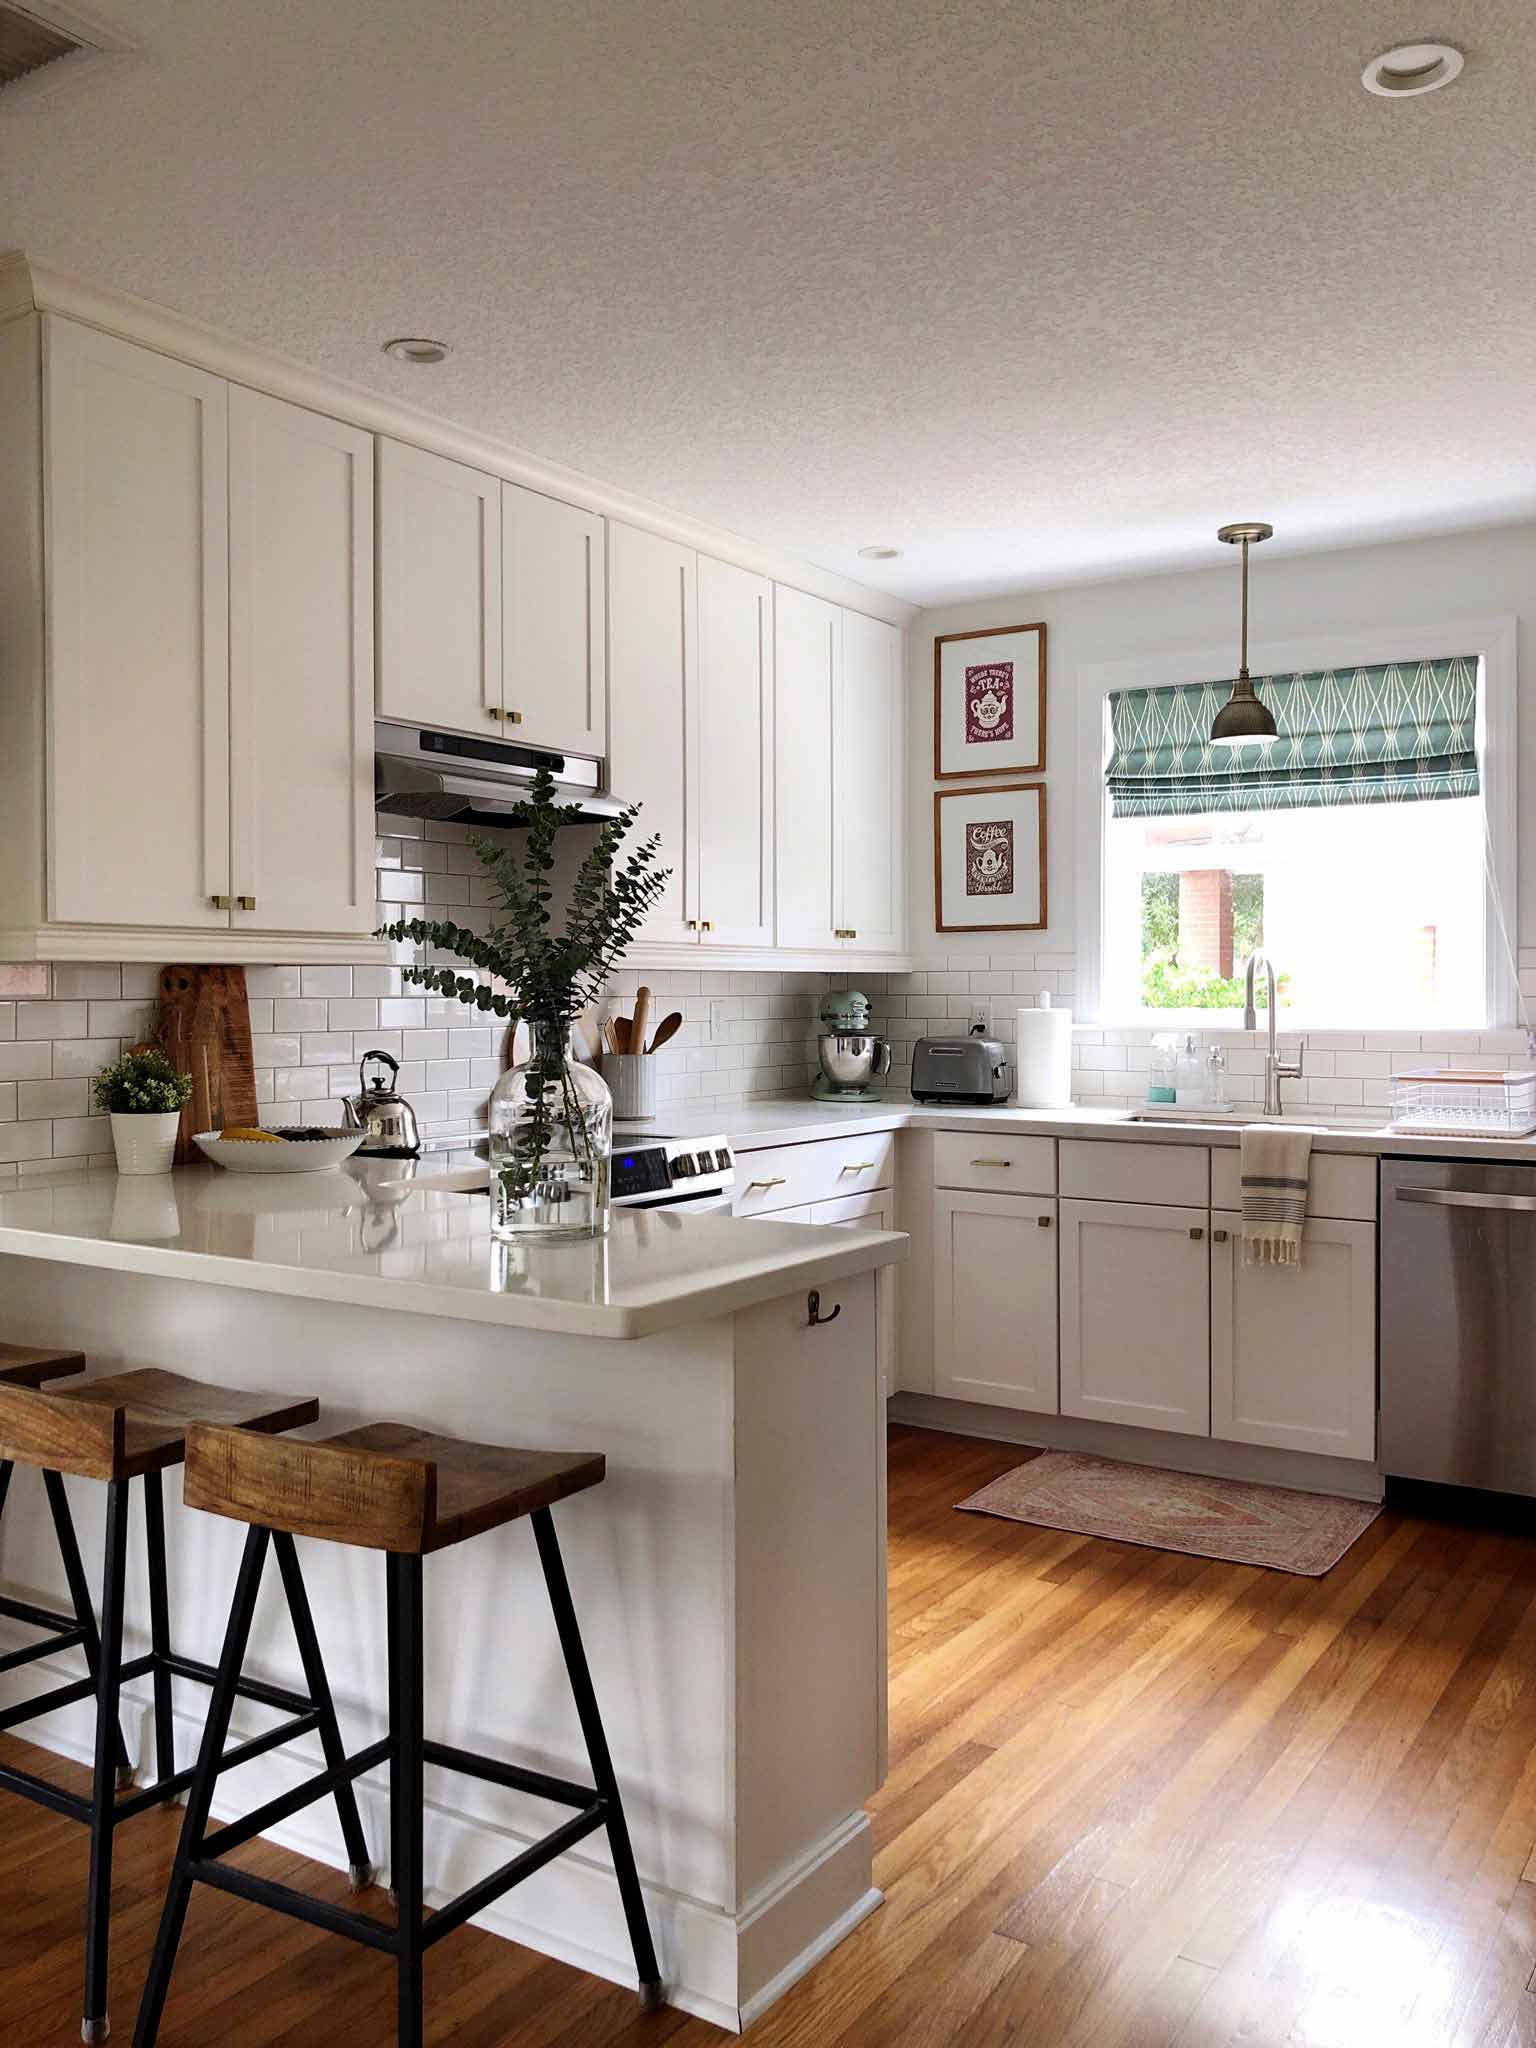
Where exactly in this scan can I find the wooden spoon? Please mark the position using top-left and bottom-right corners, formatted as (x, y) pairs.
(646, 1012), (683, 1054)
(610, 1015), (633, 1054)
(630, 986), (652, 1056)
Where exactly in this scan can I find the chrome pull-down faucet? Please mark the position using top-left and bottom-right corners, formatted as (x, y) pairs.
(1243, 949), (1303, 1117)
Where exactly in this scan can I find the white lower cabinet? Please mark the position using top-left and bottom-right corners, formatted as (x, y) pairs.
(1058, 1198), (1211, 1435)
(1210, 1211), (1377, 1461)
(817, 1188), (897, 1403)
(932, 1189), (1059, 1415)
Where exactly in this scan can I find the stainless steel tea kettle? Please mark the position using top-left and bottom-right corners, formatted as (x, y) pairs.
(342, 1049), (422, 1157)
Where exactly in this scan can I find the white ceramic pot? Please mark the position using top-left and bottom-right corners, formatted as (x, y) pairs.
(110, 1110), (182, 1177)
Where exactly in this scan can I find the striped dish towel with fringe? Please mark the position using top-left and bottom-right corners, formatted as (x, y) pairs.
(1240, 1124), (1314, 1266)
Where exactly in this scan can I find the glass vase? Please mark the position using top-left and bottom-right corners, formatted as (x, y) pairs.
(487, 1022), (612, 1242)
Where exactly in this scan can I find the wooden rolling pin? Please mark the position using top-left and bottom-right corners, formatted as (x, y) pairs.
(630, 986), (652, 1055)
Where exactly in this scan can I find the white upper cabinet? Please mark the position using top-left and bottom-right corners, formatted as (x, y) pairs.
(607, 521), (699, 943)
(696, 555), (774, 948)
(838, 610), (905, 952)
(773, 593), (905, 955)
(774, 586), (841, 950)
(376, 439), (501, 737)
(44, 320), (232, 929)
(228, 389), (375, 935)
(501, 482), (606, 756)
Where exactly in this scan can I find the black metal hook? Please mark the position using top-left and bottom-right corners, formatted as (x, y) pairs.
(807, 1289), (841, 1327)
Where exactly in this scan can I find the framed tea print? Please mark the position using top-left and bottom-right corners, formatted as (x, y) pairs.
(934, 782), (1047, 933)
(933, 621), (1046, 779)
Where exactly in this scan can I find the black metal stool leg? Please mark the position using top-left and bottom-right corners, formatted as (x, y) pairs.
(81, 1478), (129, 2045)
(271, 1532), (372, 1888)
(387, 1552), (426, 2048)
(133, 1525), (271, 2048)
(141, 1472), (177, 1790)
(43, 1469), (133, 1783)
(531, 1508), (663, 2007)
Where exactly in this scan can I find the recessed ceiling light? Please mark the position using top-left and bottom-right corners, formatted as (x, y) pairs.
(382, 336), (450, 365)
(858, 545), (903, 560)
(1361, 42), (1464, 98)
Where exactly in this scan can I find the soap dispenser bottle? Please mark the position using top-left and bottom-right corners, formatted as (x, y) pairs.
(1174, 1033), (1206, 1108)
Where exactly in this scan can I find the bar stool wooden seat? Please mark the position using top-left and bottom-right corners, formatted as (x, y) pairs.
(134, 1422), (665, 2048)
(0, 1368), (367, 2044)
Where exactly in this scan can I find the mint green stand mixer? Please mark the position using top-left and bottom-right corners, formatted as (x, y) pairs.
(812, 991), (892, 1102)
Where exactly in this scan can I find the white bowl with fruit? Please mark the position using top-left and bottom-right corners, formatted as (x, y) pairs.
(192, 1126), (367, 1174)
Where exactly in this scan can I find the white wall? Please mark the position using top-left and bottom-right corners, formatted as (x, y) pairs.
(907, 520), (1536, 979)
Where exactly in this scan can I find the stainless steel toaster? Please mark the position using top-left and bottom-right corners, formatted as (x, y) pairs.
(911, 1034), (1012, 1105)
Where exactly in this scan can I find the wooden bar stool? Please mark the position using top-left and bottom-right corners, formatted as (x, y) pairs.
(134, 1422), (665, 2048)
(0, 1368), (371, 2044)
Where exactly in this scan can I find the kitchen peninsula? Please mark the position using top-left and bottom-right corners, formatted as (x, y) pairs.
(0, 1164), (906, 2033)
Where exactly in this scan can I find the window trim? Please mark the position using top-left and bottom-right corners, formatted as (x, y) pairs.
(1074, 615), (1518, 1028)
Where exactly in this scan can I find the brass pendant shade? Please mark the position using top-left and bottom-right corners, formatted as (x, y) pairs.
(1211, 522), (1278, 747)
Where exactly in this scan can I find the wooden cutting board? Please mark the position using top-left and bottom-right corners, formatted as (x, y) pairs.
(153, 966), (259, 1162)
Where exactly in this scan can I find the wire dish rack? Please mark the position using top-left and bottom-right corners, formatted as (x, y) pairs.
(1388, 1068), (1536, 1138)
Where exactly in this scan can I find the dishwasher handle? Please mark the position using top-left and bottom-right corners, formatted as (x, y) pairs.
(1395, 1185), (1536, 1213)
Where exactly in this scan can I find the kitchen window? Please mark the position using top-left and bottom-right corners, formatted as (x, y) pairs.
(1094, 652), (1509, 1029)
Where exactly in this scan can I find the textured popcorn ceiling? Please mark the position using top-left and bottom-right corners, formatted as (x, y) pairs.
(2, 0), (1532, 603)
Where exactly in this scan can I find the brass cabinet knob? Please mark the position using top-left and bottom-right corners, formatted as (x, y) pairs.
(236, 895), (256, 912)
(486, 708), (524, 724)
(701, 920), (713, 932)
(1189, 1226), (1205, 1240)
(1037, 1214), (1053, 1228)
(209, 894), (231, 911)
(1213, 1228), (1230, 1242)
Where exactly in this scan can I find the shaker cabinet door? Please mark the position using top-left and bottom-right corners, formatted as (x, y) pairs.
(376, 437), (502, 737)
(44, 318), (232, 929)
(837, 609), (905, 952)
(228, 388), (375, 935)
(696, 554), (774, 948)
(773, 584), (841, 950)
(1059, 1199), (1211, 1435)
(607, 521), (700, 943)
(932, 1189), (1059, 1414)
(501, 482), (605, 755)
(1211, 1212), (1376, 1460)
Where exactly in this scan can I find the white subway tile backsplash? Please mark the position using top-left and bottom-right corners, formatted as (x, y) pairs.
(87, 1001), (155, 1038)
(17, 1002), (88, 1039)
(18, 1079), (89, 1119)
(300, 967), (353, 998)
(0, 1042), (56, 1082)
(0, 1121), (55, 1163)
(245, 967), (301, 999)
(51, 965), (121, 1000)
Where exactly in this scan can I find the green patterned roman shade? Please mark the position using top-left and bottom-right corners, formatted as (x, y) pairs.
(1106, 657), (1481, 819)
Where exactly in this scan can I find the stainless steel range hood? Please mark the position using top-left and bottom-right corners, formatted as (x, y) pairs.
(374, 719), (629, 826)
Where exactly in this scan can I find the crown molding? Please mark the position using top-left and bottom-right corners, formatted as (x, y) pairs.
(0, 253), (915, 628)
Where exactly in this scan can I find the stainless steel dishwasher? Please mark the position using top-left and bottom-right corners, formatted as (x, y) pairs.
(1380, 1157), (1536, 1495)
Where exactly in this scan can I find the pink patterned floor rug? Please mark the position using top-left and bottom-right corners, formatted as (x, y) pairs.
(956, 1451), (1382, 1576)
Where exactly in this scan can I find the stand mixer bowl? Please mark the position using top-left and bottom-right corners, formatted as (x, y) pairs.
(816, 1032), (892, 1093)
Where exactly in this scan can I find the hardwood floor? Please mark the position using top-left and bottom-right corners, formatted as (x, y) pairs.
(6, 1423), (1536, 2044)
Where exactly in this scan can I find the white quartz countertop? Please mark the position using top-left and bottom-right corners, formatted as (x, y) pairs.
(663, 1097), (1536, 1164)
(0, 1162), (906, 1342)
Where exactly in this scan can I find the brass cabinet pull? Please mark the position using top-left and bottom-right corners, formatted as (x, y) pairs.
(686, 919), (698, 931)
(209, 894), (231, 911)
(1213, 1227), (1229, 1243)
(1189, 1226), (1205, 1240)
(839, 1162), (876, 1174)
(747, 1176), (788, 1191)
(971, 1157), (1013, 1168)
(486, 707), (523, 724)
(701, 920), (713, 932)
(835, 928), (858, 940)
(236, 895), (256, 912)
(1037, 1214), (1053, 1228)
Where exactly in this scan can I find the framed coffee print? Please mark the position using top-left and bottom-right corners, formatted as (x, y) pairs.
(933, 621), (1046, 779)
(934, 783), (1047, 933)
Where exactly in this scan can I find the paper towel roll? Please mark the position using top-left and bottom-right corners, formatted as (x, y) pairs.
(1015, 1005), (1073, 1107)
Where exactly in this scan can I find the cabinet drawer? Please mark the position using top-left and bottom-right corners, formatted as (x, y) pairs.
(1059, 1139), (1208, 1208)
(732, 1132), (897, 1216)
(932, 1131), (1055, 1195)
(1210, 1148), (1375, 1222)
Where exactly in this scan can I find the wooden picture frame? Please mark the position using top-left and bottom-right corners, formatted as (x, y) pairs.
(933, 621), (1046, 780)
(934, 782), (1048, 933)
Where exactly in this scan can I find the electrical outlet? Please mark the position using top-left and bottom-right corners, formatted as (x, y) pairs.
(710, 998), (731, 1044)
(968, 1002), (990, 1035)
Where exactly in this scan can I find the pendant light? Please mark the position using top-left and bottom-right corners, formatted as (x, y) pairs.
(1210, 522), (1278, 746)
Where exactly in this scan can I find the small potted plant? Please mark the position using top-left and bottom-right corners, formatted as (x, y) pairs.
(94, 1049), (193, 1177)
(379, 762), (667, 1242)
